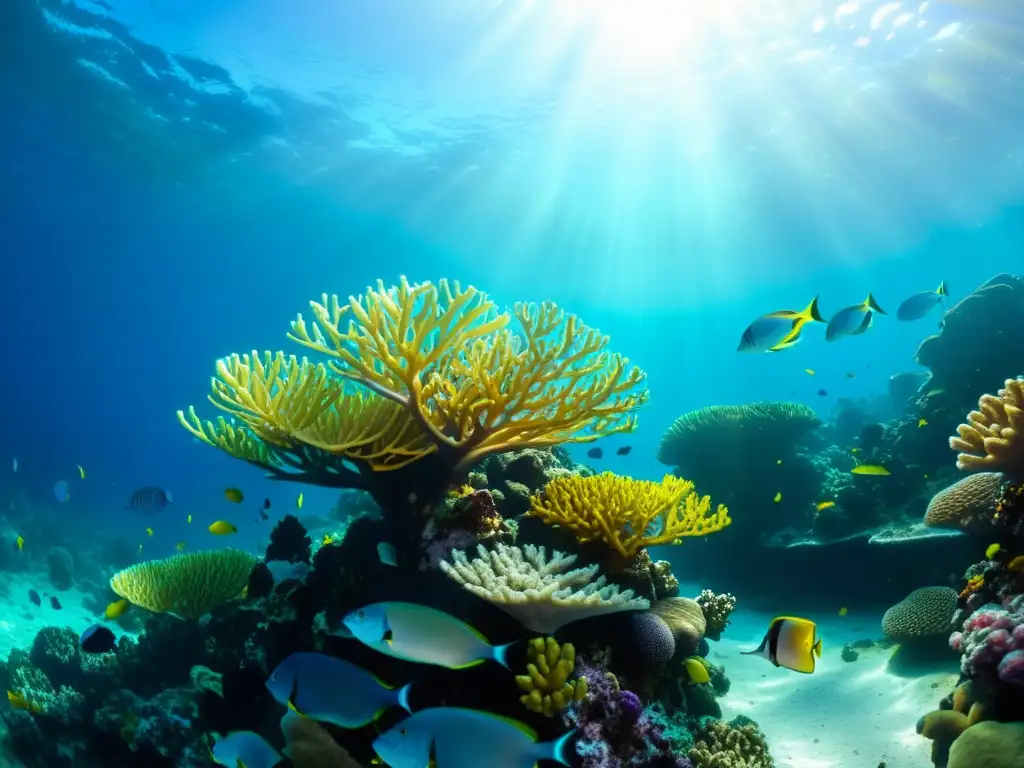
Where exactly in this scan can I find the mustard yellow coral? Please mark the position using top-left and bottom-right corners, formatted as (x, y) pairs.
(515, 637), (588, 717)
(950, 378), (1024, 477)
(179, 278), (648, 490)
(110, 549), (258, 620)
(527, 472), (731, 559)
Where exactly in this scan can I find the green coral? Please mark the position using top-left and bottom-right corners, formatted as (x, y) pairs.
(514, 637), (588, 717)
(109, 549), (258, 620)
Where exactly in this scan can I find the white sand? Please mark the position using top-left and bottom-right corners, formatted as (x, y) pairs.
(712, 608), (958, 768)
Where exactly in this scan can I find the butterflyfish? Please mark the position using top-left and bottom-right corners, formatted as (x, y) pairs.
(742, 616), (822, 674)
(825, 293), (886, 342)
(210, 730), (283, 768)
(338, 602), (513, 669)
(737, 297), (825, 353)
(897, 282), (949, 321)
(372, 708), (573, 768)
(683, 657), (710, 684)
(265, 652), (412, 728)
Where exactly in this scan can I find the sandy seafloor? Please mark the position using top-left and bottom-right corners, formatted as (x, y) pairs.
(0, 570), (955, 768)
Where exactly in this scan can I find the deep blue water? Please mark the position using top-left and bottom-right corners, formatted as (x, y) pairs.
(1, 0), (1022, 557)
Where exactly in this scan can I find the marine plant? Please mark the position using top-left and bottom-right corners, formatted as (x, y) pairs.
(178, 277), (648, 562)
(515, 637), (588, 717)
(526, 473), (731, 560)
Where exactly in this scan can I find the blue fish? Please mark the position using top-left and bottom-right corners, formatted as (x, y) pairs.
(373, 708), (574, 768)
(896, 282), (949, 321)
(211, 731), (282, 768)
(825, 293), (886, 342)
(265, 652), (412, 728)
(338, 602), (512, 669)
(737, 297), (825, 353)
(126, 486), (173, 510)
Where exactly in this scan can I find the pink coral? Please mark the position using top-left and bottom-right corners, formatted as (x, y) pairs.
(998, 649), (1024, 684)
(955, 603), (1024, 682)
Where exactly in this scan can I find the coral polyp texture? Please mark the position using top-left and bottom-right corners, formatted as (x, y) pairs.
(924, 473), (1003, 531)
(109, 549), (258, 620)
(950, 596), (1024, 684)
(439, 542), (649, 633)
(696, 590), (737, 641)
(950, 378), (1024, 478)
(515, 637), (588, 717)
(881, 586), (958, 639)
(527, 472), (731, 559)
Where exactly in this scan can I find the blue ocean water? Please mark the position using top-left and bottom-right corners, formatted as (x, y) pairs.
(0, 2), (1023, 765)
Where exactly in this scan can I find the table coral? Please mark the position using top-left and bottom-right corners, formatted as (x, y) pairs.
(439, 542), (649, 633)
(527, 472), (731, 559)
(515, 637), (588, 717)
(950, 378), (1024, 479)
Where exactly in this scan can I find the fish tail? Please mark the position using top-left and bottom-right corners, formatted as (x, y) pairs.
(802, 295), (825, 323)
(864, 293), (886, 314)
(541, 729), (576, 767)
(493, 642), (515, 670)
(813, 638), (823, 657)
(937, 281), (949, 297)
(396, 681), (414, 713)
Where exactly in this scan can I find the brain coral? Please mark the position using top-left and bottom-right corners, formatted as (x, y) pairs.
(882, 586), (958, 639)
(924, 473), (1002, 532)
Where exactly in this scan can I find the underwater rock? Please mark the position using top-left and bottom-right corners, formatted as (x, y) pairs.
(46, 546), (74, 591)
(841, 644), (860, 662)
(266, 514), (313, 564)
(28, 627), (81, 690)
(480, 448), (585, 517)
(95, 687), (203, 761)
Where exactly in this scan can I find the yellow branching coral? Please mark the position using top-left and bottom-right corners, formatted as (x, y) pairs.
(287, 278), (648, 472)
(515, 637), (588, 717)
(950, 378), (1024, 477)
(527, 472), (731, 559)
(110, 549), (258, 620)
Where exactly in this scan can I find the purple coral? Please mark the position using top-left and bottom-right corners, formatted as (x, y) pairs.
(563, 660), (691, 768)
(952, 596), (1024, 685)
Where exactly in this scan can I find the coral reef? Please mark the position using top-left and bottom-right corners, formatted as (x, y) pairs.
(515, 637), (588, 717)
(266, 514), (313, 563)
(688, 716), (774, 767)
(882, 587), (959, 639)
(925, 474), (1003, 532)
(440, 543), (649, 633)
(696, 590), (736, 642)
(649, 598), (707, 657)
(526, 473), (731, 560)
(950, 378), (1024, 478)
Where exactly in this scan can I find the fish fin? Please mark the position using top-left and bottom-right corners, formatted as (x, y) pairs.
(544, 729), (576, 767)
(813, 638), (823, 658)
(450, 658), (487, 670)
(396, 681), (415, 714)
(937, 281), (949, 297)
(802, 295), (825, 323)
(493, 641), (515, 670)
(864, 293), (886, 314)
(767, 331), (801, 352)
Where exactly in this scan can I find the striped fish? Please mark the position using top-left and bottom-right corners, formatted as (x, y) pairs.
(126, 487), (173, 510)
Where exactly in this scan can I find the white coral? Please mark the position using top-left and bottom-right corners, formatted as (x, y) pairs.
(439, 542), (649, 633)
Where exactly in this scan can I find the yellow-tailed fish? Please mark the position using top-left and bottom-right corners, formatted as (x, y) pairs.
(985, 543), (1001, 560)
(851, 465), (891, 476)
(187, 514), (192, 524)
(175, 541), (187, 551)
(838, 607), (848, 617)
(742, 616), (822, 674)
(16, 535), (24, 552)
(683, 657), (710, 684)
(816, 501), (835, 511)
(209, 520), (238, 535)
(145, 527), (154, 537)
(918, 418), (928, 428)
(78, 465), (86, 479)
(825, 293), (886, 342)
(897, 282), (949, 322)
(266, 652), (413, 727)
(736, 297), (825, 353)
(773, 492), (782, 503)
(372, 708), (574, 768)
(297, 493), (304, 509)
(224, 487), (244, 504)
(338, 602), (513, 669)
(211, 731), (282, 768)
(105, 599), (129, 620)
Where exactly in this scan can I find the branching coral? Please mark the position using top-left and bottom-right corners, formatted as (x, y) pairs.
(527, 473), (731, 559)
(110, 549), (258, 620)
(950, 378), (1024, 478)
(439, 543), (649, 633)
(696, 590), (737, 641)
(515, 637), (588, 716)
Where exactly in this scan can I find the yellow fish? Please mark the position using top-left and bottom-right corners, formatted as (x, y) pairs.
(187, 514), (192, 524)
(77, 465), (86, 479)
(7, 690), (41, 714)
(851, 465), (890, 476)
(175, 541), (187, 551)
(683, 657), (710, 684)
(986, 543), (1001, 560)
(776, 459), (783, 465)
(16, 535), (23, 552)
(838, 607), (848, 617)
(146, 527), (154, 537)
(816, 501), (835, 511)
(208, 521), (238, 535)
(105, 599), (129, 620)
(224, 487), (244, 504)
(297, 493), (304, 509)
(918, 418), (928, 428)
(743, 616), (822, 674)
(322, 534), (334, 546)
(804, 369), (815, 376)
(773, 492), (782, 503)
